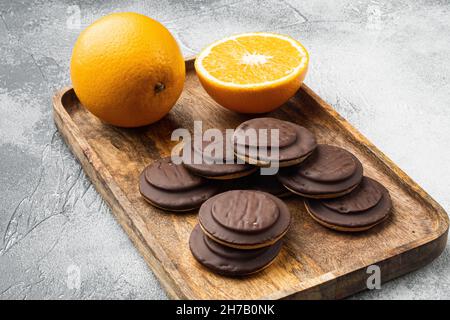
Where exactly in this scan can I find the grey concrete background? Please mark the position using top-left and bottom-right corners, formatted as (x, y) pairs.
(0, 0), (449, 299)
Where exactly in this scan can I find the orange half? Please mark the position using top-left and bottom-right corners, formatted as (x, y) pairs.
(195, 32), (309, 113)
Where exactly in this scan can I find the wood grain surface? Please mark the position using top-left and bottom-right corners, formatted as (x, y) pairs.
(52, 58), (449, 300)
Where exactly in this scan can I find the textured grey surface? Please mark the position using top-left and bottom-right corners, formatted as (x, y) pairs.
(0, 0), (449, 300)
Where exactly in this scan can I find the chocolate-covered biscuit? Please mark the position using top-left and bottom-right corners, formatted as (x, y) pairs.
(183, 130), (256, 179)
(139, 158), (221, 211)
(233, 118), (316, 167)
(277, 144), (363, 198)
(235, 118), (298, 148)
(146, 157), (203, 191)
(305, 177), (392, 231)
(212, 191), (279, 232)
(189, 224), (282, 276)
(199, 190), (291, 249)
(322, 178), (383, 213)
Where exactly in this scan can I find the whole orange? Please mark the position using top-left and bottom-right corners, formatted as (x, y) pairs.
(70, 12), (185, 127)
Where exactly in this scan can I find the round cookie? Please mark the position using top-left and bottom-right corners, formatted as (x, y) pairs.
(145, 156), (203, 191)
(199, 190), (291, 249)
(277, 144), (363, 198)
(182, 130), (256, 179)
(304, 177), (392, 232)
(189, 224), (282, 276)
(139, 158), (221, 212)
(233, 118), (317, 167)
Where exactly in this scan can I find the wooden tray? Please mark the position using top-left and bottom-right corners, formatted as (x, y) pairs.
(53, 58), (448, 300)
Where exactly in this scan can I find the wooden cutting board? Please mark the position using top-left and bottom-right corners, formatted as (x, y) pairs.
(53, 58), (448, 299)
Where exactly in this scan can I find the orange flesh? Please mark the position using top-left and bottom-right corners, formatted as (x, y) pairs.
(201, 36), (305, 85)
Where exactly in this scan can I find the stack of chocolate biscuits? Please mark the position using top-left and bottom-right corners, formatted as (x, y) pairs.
(190, 190), (291, 276)
(139, 118), (315, 210)
(233, 117), (317, 167)
(277, 144), (392, 232)
(139, 157), (222, 212)
(183, 129), (257, 180)
(139, 117), (393, 276)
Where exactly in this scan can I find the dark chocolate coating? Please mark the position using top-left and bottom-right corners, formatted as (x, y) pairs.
(199, 190), (291, 247)
(298, 145), (357, 182)
(234, 118), (298, 148)
(139, 169), (221, 211)
(183, 161), (255, 178)
(183, 131), (255, 178)
(192, 130), (234, 161)
(145, 157), (203, 191)
(277, 144), (363, 196)
(305, 177), (392, 228)
(233, 118), (317, 163)
(244, 172), (291, 196)
(204, 232), (267, 259)
(189, 224), (282, 276)
(211, 191), (279, 232)
(322, 177), (382, 213)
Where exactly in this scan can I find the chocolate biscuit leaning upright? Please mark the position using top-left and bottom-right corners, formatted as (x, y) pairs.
(139, 157), (221, 212)
(233, 118), (317, 168)
(277, 144), (363, 198)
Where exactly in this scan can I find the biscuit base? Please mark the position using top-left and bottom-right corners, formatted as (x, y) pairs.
(177, 141), (258, 180)
(199, 222), (289, 250)
(140, 192), (199, 213)
(283, 183), (359, 199)
(234, 151), (312, 168)
(193, 252), (279, 277)
(193, 166), (258, 180)
(305, 202), (390, 232)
